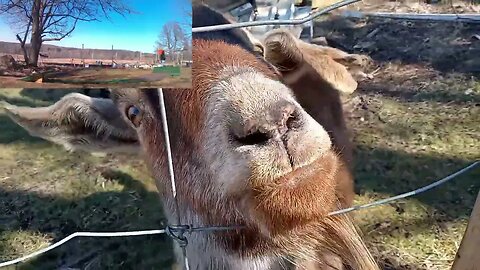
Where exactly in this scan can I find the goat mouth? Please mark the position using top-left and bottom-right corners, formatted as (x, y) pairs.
(251, 150), (337, 190)
(248, 152), (338, 234)
(276, 156), (323, 186)
(272, 147), (330, 187)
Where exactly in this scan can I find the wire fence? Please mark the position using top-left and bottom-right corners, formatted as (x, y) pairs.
(192, 0), (361, 33)
(0, 159), (478, 268)
(157, 89), (191, 270)
(2, 0), (480, 268)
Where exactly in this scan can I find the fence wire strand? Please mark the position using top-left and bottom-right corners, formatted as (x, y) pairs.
(192, 0), (361, 33)
(157, 88), (190, 270)
(0, 230), (167, 268)
(0, 160), (478, 268)
(329, 160), (480, 216)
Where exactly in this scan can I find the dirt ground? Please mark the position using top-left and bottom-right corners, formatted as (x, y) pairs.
(345, 0), (480, 13)
(0, 67), (192, 88)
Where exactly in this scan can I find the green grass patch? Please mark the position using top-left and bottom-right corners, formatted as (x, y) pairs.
(152, 66), (181, 76)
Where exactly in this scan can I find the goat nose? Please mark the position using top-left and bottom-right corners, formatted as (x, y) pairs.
(234, 101), (300, 146)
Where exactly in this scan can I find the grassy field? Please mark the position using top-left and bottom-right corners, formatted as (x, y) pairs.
(348, 72), (479, 269)
(0, 67), (192, 89)
(0, 15), (479, 270)
(0, 77), (478, 269)
(0, 89), (174, 269)
(317, 12), (480, 270)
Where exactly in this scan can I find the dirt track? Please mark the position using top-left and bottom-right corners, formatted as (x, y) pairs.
(0, 67), (192, 88)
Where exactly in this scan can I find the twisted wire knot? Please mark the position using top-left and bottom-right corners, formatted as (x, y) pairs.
(165, 224), (193, 248)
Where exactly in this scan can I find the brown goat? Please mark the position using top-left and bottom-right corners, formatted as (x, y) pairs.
(1, 4), (377, 270)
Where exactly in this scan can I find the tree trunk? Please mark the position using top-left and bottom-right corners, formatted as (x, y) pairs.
(21, 45), (30, 65)
(16, 35), (30, 65)
(28, 0), (42, 67)
(29, 35), (42, 67)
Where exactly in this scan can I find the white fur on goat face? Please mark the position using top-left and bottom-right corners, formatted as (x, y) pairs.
(201, 67), (333, 197)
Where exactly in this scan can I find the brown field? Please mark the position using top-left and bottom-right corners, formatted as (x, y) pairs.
(1, 54), (156, 66)
(0, 67), (192, 88)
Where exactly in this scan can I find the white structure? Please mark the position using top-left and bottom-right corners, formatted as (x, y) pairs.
(228, 0), (313, 42)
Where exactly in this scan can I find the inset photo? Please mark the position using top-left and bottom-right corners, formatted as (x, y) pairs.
(0, 0), (191, 88)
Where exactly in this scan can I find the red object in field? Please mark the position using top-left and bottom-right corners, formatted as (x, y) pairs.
(157, 49), (164, 55)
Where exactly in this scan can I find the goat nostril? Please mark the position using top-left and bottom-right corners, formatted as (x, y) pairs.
(285, 110), (300, 130)
(235, 130), (270, 146)
(232, 104), (301, 146)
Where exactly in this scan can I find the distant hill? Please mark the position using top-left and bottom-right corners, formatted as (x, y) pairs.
(0, 41), (156, 61)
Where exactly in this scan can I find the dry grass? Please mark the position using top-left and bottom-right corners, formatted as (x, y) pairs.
(346, 0), (480, 13)
(343, 54), (479, 270)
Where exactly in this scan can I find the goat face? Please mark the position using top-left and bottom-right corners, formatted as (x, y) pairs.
(2, 86), (336, 234)
(189, 39), (340, 237)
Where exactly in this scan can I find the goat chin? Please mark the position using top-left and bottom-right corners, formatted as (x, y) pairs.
(265, 208), (377, 269)
(168, 210), (378, 270)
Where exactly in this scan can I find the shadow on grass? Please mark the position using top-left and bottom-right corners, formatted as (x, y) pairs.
(314, 17), (480, 77)
(357, 81), (480, 106)
(0, 96), (50, 146)
(0, 114), (45, 145)
(19, 88), (111, 101)
(0, 93), (48, 108)
(20, 89), (80, 101)
(313, 16), (480, 107)
(354, 145), (480, 220)
(0, 170), (173, 270)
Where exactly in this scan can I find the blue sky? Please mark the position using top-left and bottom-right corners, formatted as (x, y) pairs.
(0, 0), (191, 53)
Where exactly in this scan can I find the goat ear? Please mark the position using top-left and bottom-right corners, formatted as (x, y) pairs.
(1, 93), (140, 154)
(263, 29), (304, 72)
(263, 29), (358, 95)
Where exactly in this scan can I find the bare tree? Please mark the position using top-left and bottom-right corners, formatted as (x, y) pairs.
(182, 0), (192, 62)
(155, 21), (188, 63)
(182, 33), (192, 61)
(0, 0), (133, 67)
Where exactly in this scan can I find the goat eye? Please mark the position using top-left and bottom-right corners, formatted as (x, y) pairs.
(126, 105), (142, 127)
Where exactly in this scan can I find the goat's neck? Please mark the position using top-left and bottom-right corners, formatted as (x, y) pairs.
(162, 206), (288, 270)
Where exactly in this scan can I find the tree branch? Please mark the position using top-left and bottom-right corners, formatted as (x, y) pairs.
(41, 17), (77, 41)
(41, 1), (55, 30)
(16, 34), (25, 45)
(2, 0), (134, 65)
(15, 17), (32, 45)
(1, 0), (32, 19)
